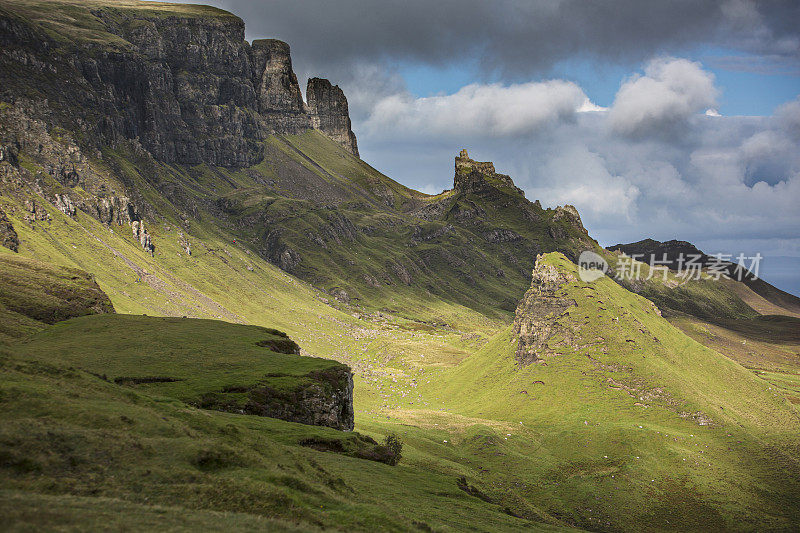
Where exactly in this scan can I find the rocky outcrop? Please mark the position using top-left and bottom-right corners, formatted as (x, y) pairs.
(0, 6), (359, 169)
(453, 149), (525, 196)
(23, 199), (50, 223)
(87, 196), (137, 226)
(554, 204), (583, 229)
(203, 366), (355, 431)
(251, 39), (310, 133)
(512, 255), (577, 365)
(0, 207), (19, 251)
(306, 78), (359, 156)
(131, 220), (154, 255)
(53, 193), (76, 217)
(484, 228), (521, 243)
(262, 229), (301, 271)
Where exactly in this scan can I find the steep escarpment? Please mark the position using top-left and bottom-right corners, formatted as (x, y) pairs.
(251, 38), (309, 134)
(0, 1), (358, 167)
(0, 0), (598, 322)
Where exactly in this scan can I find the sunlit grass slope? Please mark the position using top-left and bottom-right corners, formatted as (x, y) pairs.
(12, 314), (345, 408)
(407, 253), (800, 530)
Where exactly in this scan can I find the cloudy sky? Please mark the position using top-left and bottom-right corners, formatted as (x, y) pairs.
(174, 0), (799, 294)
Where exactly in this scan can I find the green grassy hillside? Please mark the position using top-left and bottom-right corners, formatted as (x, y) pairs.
(0, 342), (564, 532)
(0, 251), (113, 342)
(11, 315), (356, 425)
(417, 253), (800, 530)
(1, 107), (799, 532)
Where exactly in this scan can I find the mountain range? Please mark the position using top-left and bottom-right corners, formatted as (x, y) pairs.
(1, 1), (799, 531)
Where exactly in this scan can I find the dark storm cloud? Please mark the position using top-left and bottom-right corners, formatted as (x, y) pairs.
(188, 0), (798, 78)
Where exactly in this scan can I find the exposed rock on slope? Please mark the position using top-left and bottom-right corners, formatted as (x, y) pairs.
(307, 77), (359, 156)
(0, 206), (18, 251)
(240, 367), (354, 430)
(453, 149), (524, 196)
(251, 39), (309, 133)
(512, 255), (577, 364)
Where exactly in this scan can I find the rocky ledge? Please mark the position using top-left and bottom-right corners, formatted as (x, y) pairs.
(200, 364), (355, 431)
(454, 149), (525, 196)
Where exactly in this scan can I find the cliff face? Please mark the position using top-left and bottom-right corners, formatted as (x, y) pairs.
(75, 13), (264, 167)
(512, 255), (577, 365)
(0, 206), (18, 252)
(0, 4), (358, 168)
(244, 367), (355, 431)
(307, 78), (359, 156)
(251, 39), (310, 133)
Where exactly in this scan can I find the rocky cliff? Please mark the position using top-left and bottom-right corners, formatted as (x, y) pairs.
(0, 2), (358, 168)
(307, 78), (359, 156)
(251, 39), (310, 134)
(453, 149), (524, 196)
(512, 255), (577, 364)
(243, 367), (355, 431)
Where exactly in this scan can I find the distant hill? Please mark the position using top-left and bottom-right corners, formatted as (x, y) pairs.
(608, 238), (800, 317)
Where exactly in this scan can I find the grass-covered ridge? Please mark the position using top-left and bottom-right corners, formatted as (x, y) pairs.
(414, 252), (800, 529)
(0, 0), (240, 51)
(2, 130), (799, 529)
(0, 251), (114, 343)
(0, 347), (558, 532)
(12, 314), (346, 415)
(2, 1), (800, 526)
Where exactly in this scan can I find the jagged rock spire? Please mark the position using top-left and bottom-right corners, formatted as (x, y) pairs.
(453, 149), (521, 196)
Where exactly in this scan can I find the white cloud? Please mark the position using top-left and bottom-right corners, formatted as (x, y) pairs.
(362, 80), (593, 139)
(609, 57), (719, 137)
(775, 95), (800, 138)
(532, 146), (640, 220)
(354, 58), (800, 295)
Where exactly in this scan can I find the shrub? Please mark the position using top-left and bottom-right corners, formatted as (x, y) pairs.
(384, 433), (403, 466)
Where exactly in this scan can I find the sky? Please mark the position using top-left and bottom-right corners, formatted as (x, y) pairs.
(168, 0), (800, 295)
